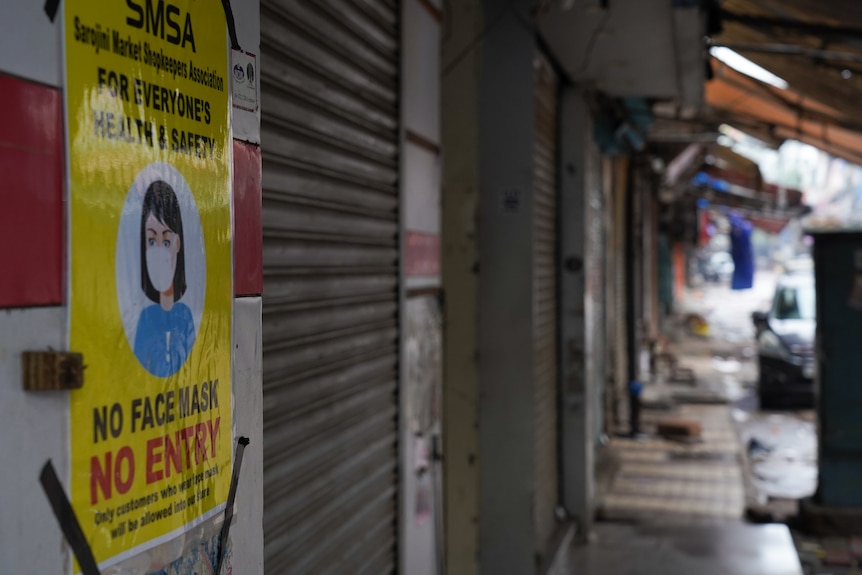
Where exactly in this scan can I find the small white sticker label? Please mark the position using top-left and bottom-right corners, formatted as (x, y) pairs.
(231, 50), (258, 112)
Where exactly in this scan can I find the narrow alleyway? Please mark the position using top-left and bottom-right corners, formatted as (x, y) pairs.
(571, 403), (804, 575)
(567, 272), (806, 574)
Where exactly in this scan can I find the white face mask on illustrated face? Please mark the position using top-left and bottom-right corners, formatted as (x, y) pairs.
(146, 246), (176, 293)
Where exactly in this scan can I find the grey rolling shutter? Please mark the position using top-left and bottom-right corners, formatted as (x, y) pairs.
(259, 1), (401, 573)
(533, 50), (560, 560)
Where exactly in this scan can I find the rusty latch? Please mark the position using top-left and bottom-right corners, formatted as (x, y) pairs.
(22, 351), (85, 391)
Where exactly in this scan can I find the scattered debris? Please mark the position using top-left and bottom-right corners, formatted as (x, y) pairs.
(669, 367), (697, 385)
(739, 412), (817, 504)
(850, 537), (862, 561)
(731, 408), (750, 423)
(747, 437), (774, 460)
(651, 335), (678, 374)
(669, 389), (728, 404)
(823, 548), (855, 567)
(668, 451), (732, 461)
(657, 417), (703, 440)
(712, 356), (742, 374)
(685, 313), (710, 337)
(640, 397), (674, 411)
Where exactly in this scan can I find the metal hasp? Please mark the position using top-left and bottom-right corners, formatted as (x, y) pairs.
(811, 230), (862, 506)
(22, 351), (84, 391)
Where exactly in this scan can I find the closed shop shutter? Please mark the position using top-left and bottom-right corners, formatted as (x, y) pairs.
(533, 50), (559, 559)
(259, 1), (401, 573)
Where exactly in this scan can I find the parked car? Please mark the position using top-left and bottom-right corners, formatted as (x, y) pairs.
(752, 272), (816, 409)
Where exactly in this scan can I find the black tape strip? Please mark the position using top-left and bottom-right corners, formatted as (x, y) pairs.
(215, 436), (249, 575)
(44, 0), (60, 22)
(221, 0), (242, 51)
(39, 461), (102, 575)
(43, 0), (241, 52)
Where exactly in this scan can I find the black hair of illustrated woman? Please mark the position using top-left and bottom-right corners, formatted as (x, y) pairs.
(140, 180), (187, 303)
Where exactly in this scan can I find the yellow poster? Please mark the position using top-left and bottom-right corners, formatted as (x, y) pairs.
(64, 0), (231, 569)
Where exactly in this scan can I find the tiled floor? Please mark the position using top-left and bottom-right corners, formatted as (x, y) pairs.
(575, 386), (802, 574)
(600, 404), (745, 522)
(566, 276), (806, 574)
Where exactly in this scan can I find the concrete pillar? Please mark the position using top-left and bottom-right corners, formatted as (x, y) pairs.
(558, 88), (600, 535)
(477, 0), (537, 573)
(441, 1), (482, 573)
(442, 0), (538, 573)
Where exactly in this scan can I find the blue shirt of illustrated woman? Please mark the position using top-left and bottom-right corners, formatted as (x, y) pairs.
(134, 302), (196, 378)
(133, 179), (197, 377)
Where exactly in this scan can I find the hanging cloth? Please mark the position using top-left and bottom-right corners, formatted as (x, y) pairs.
(729, 214), (754, 290)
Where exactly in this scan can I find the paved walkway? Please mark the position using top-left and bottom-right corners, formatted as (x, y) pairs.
(565, 274), (804, 574)
(600, 404), (744, 521)
(568, 522), (804, 575)
(571, 398), (803, 574)
(567, 400), (803, 575)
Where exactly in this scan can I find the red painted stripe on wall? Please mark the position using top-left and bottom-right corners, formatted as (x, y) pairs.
(405, 231), (440, 277)
(233, 140), (262, 296)
(0, 74), (64, 308)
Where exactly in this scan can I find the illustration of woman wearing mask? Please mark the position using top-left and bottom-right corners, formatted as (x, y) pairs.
(134, 180), (196, 377)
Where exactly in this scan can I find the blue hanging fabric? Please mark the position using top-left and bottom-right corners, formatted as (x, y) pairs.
(729, 214), (754, 290)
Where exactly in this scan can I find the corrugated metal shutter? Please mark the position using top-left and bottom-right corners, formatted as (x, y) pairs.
(533, 50), (559, 560)
(259, 2), (401, 573)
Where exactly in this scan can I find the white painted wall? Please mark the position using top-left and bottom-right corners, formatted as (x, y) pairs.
(401, 0), (443, 574)
(403, 0), (443, 289)
(404, 0), (441, 144)
(229, 0), (261, 145)
(231, 296), (264, 574)
(402, 296), (442, 575)
(404, 143), (442, 236)
(0, 307), (70, 573)
(0, 0), (62, 86)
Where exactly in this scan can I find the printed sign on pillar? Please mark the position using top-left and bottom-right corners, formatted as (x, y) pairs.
(64, 0), (232, 570)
